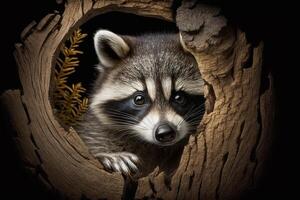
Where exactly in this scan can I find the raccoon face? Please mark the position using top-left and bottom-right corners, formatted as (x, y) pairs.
(90, 30), (205, 146)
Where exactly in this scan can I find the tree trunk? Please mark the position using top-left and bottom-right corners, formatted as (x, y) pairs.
(0, 0), (274, 199)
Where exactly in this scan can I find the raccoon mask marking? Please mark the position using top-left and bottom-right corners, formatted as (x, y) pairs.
(76, 30), (205, 176)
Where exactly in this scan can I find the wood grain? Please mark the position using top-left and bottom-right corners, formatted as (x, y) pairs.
(1, 0), (274, 199)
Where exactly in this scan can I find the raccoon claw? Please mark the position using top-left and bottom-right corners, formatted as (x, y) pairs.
(97, 152), (139, 175)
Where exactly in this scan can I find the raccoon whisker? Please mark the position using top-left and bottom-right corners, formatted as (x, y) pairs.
(192, 107), (205, 114)
(107, 114), (139, 122)
(177, 107), (205, 127)
(101, 120), (150, 131)
(177, 116), (189, 128)
(177, 106), (200, 125)
(105, 109), (138, 117)
(105, 110), (141, 121)
(100, 124), (136, 129)
(105, 120), (139, 126)
(181, 114), (204, 126)
(188, 121), (204, 127)
(185, 106), (205, 117)
(102, 115), (140, 124)
(112, 120), (150, 130)
(109, 120), (149, 128)
(189, 110), (205, 117)
(114, 130), (144, 141)
(102, 123), (149, 131)
(133, 122), (152, 133)
(107, 116), (140, 124)
(187, 114), (205, 122)
(110, 129), (141, 140)
(129, 125), (150, 131)
(185, 110), (205, 120)
(115, 130), (136, 138)
(185, 117), (205, 127)
(185, 105), (202, 116)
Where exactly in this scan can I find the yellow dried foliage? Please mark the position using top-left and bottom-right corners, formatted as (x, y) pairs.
(54, 29), (88, 126)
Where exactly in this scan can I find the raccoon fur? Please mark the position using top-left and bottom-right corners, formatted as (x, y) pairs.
(75, 30), (205, 176)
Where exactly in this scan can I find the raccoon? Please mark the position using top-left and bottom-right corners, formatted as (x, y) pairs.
(76, 30), (205, 176)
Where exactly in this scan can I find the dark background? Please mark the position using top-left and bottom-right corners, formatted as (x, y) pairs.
(0, 0), (295, 199)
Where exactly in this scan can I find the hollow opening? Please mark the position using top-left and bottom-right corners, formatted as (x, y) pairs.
(50, 11), (205, 178)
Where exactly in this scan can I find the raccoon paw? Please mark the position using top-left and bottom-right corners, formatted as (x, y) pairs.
(96, 152), (139, 175)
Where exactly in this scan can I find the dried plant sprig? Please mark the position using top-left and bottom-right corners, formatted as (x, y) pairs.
(53, 29), (88, 126)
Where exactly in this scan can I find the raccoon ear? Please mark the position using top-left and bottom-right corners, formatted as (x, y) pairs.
(94, 30), (131, 68)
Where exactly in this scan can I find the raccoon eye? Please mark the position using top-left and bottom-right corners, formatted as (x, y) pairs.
(173, 92), (187, 105)
(133, 94), (145, 106)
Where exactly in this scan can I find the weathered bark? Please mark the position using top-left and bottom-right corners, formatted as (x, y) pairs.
(0, 0), (274, 199)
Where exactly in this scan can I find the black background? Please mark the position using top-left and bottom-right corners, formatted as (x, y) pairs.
(0, 0), (295, 199)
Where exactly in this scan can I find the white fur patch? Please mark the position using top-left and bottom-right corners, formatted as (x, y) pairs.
(165, 109), (188, 141)
(145, 78), (156, 101)
(175, 78), (204, 95)
(94, 30), (130, 68)
(131, 81), (144, 91)
(162, 77), (172, 100)
(91, 83), (136, 107)
(133, 109), (160, 143)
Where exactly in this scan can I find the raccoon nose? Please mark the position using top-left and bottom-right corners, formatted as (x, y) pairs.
(155, 124), (176, 143)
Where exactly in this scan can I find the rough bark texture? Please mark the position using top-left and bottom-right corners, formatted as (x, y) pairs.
(1, 0), (274, 199)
